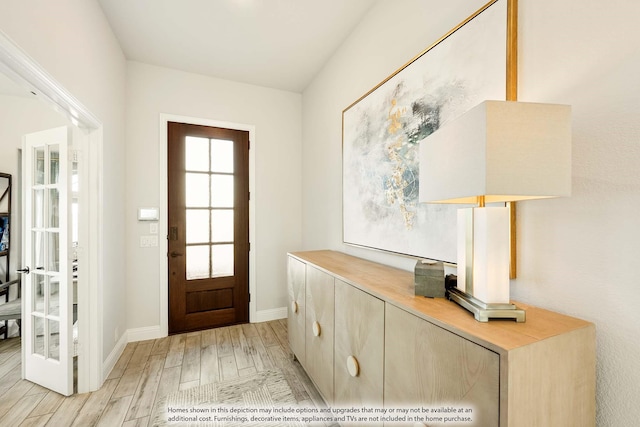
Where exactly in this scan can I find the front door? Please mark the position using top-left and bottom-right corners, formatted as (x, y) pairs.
(167, 122), (249, 334)
(22, 126), (74, 396)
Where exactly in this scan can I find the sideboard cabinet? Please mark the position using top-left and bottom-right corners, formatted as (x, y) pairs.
(287, 250), (595, 427)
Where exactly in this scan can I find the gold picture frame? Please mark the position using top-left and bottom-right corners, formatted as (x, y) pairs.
(342, 0), (519, 276)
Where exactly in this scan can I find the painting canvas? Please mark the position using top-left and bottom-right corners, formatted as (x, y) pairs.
(343, 0), (508, 263)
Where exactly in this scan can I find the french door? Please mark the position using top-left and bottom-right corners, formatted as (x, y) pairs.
(167, 122), (250, 334)
(22, 126), (73, 396)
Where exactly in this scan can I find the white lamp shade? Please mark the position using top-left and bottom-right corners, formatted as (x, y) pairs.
(419, 100), (571, 204)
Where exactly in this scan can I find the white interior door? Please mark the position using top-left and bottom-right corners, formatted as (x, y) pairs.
(22, 126), (73, 396)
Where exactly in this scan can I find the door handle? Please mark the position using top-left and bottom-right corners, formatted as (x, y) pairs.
(170, 252), (183, 258)
(17, 267), (30, 274)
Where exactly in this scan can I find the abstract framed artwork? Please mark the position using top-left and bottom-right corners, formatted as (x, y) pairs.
(343, 0), (517, 263)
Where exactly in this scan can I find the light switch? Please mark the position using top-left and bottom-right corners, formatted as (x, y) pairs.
(149, 223), (158, 235)
(140, 235), (159, 247)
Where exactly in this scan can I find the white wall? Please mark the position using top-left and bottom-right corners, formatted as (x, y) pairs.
(125, 62), (302, 331)
(301, 0), (640, 425)
(0, 0), (128, 367)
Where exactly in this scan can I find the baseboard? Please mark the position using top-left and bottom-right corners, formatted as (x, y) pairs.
(252, 306), (287, 323)
(102, 325), (165, 380)
(127, 325), (164, 342)
(102, 332), (128, 381)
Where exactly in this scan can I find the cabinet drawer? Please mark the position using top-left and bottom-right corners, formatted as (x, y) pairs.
(384, 303), (499, 427)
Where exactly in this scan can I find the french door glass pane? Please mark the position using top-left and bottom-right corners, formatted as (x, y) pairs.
(186, 209), (209, 244)
(186, 245), (209, 280)
(33, 189), (44, 229)
(212, 244), (234, 277)
(48, 319), (60, 361)
(185, 136), (209, 172)
(49, 277), (59, 316)
(35, 147), (45, 185)
(210, 175), (234, 208)
(32, 274), (45, 313)
(185, 173), (209, 207)
(33, 231), (44, 272)
(49, 145), (60, 184)
(47, 232), (60, 272)
(211, 210), (234, 243)
(33, 316), (45, 356)
(49, 188), (59, 228)
(210, 139), (234, 173)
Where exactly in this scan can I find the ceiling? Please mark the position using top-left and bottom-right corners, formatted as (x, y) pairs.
(97, 0), (378, 93)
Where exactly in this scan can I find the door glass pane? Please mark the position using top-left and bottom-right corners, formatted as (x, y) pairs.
(211, 210), (234, 242)
(49, 145), (60, 184)
(186, 209), (209, 244)
(185, 136), (209, 172)
(48, 319), (60, 361)
(47, 232), (60, 272)
(32, 274), (45, 313)
(33, 231), (45, 272)
(212, 244), (234, 277)
(186, 245), (210, 280)
(185, 173), (209, 207)
(35, 147), (45, 185)
(210, 175), (234, 208)
(33, 316), (44, 357)
(33, 189), (44, 228)
(210, 139), (234, 173)
(72, 202), (79, 243)
(49, 188), (59, 228)
(49, 276), (59, 316)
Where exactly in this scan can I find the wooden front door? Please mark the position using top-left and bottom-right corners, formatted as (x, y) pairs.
(168, 122), (249, 334)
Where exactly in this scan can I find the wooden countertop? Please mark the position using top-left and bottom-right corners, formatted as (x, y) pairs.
(289, 250), (593, 354)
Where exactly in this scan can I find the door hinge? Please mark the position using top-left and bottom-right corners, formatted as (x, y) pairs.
(71, 149), (81, 163)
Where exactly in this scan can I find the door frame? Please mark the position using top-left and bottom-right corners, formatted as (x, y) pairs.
(159, 114), (256, 336)
(0, 30), (103, 392)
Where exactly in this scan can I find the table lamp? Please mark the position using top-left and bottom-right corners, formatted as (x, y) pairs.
(419, 100), (571, 322)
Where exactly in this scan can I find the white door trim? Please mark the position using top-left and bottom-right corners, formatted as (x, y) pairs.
(0, 29), (103, 392)
(159, 113), (257, 337)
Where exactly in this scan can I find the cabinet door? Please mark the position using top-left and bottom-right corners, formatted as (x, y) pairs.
(305, 266), (335, 403)
(384, 304), (499, 427)
(287, 256), (306, 363)
(335, 279), (384, 422)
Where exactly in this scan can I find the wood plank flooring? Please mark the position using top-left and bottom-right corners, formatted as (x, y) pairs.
(0, 319), (330, 427)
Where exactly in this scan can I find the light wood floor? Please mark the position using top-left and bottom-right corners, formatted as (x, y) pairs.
(0, 319), (328, 427)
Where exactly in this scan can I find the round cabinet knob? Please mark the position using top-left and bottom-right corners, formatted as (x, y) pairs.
(291, 300), (298, 314)
(312, 321), (321, 337)
(347, 355), (360, 377)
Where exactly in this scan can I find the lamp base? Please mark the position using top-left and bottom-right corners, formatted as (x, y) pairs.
(447, 287), (526, 323)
